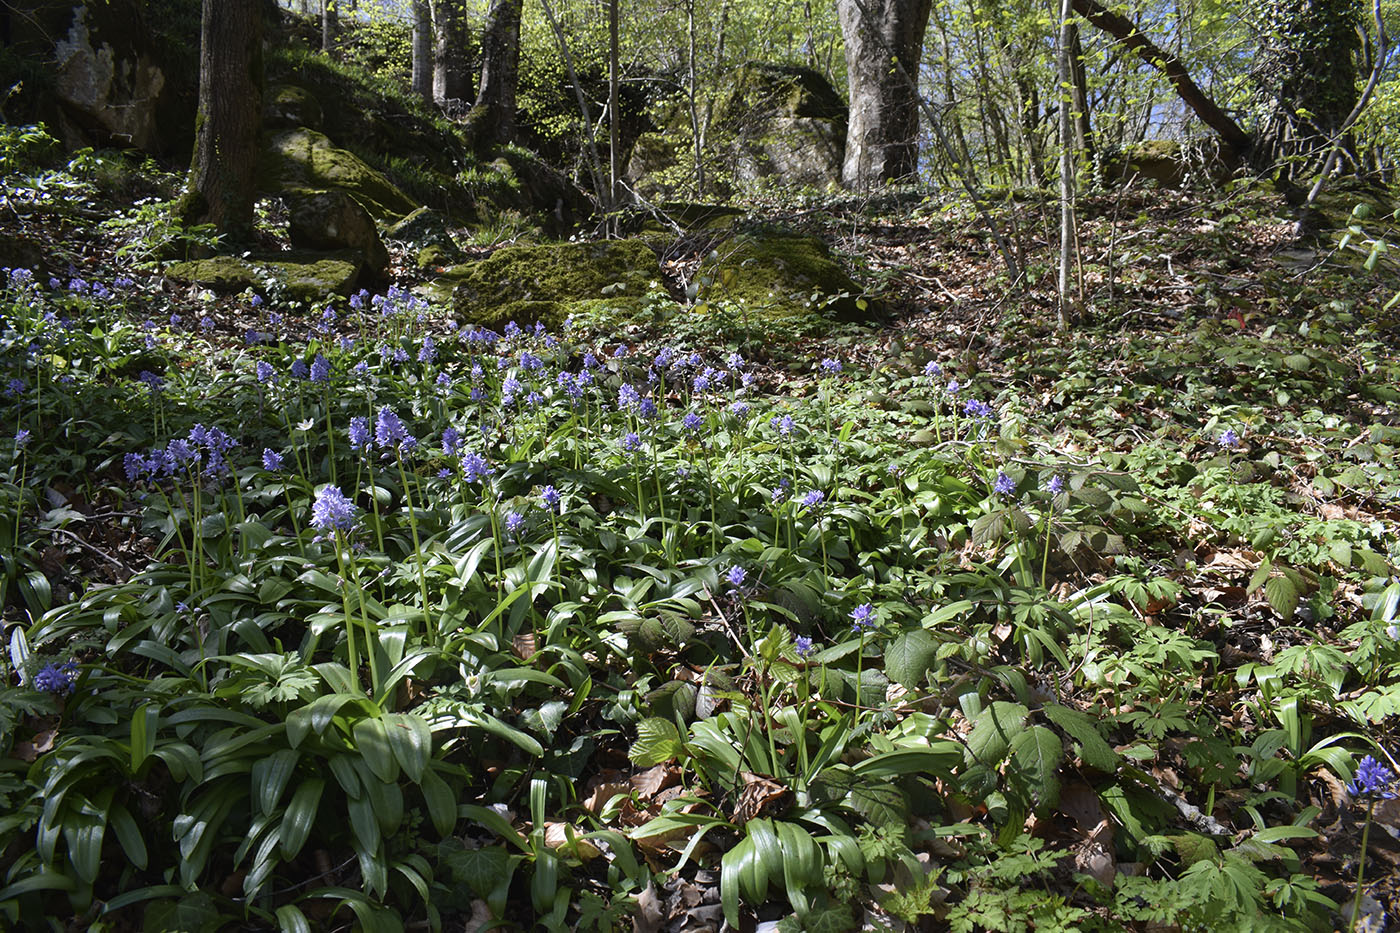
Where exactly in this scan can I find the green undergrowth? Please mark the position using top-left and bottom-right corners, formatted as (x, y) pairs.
(2, 128), (1400, 933)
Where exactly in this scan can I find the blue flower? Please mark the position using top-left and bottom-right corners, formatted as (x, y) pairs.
(682, 412), (704, 433)
(947, 379), (960, 395)
(726, 565), (746, 588)
(442, 427), (462, 455)
(1218, 428), (1240, 448)
(542, 485), (561, 513)
(963, 399), (993, 419)
(461, 451), (494, 484)
(1045, 473), (1065, 494)
(374, 407), (406, 449)
(505, 511), (526, 537)
(994, 471), (1017, 497)
(622, 431), (642, 454)
(795, 636), (815, 658)
(262, 448), (283, 472)
(419, 336), (437, 364)
(256, 361), (275, 383)
(290, 359), (309, 380)
(33, 660), (78, 695)
(310, 485), (357, 532)
(15, 429), (31, 448)
(923, 361), (942, 377)
(138, 370), (164, 393)
(309, 354), (331, 384)
(348, 416), (371, 451)
(850, 604), (876, 632)
(800, 489), (824, 510)
(1349, 755), (1397, 799)
(820, 358), (841, 374)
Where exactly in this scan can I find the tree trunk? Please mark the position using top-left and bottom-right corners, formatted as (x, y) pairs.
(537, 0), (606, 197)
(608, 0), (621, 206)
(322, 0), (337, 59)
(471, 0), (523, 148)
(1071, 0), (1251, 160)
(1068, 23), (1094, 163)
(835, 0), (934, 188)
(1057, 0), (1077, 328)
(411, 1), (432, 100)
(432, 0), (473, 103)
(1250, 0), (1360, 174)
(180, 0), (262, 243)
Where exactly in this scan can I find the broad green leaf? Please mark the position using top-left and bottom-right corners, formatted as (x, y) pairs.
(1009, 725), (1064, 811)
(884, 629), (937, 688)
(382, 712), (432, 783)
(352, 717), (399, 783)
(279, 777), (324, 859)
(1265, 574), (1300, 620)
(1043, 704), (1120, 773)
(420, 768), (458, 837)
(965, 701), (1028, 768)
(629, 717), (683, 767)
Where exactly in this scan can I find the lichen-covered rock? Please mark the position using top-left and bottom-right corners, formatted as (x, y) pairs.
(165, 251), (361, 301)
(430, 239), (661, 327)
(285, 188), (389, 277)
(718, 64), (846, 189)
(262, 127), (417, 221)
(36, 1), (172, 153)
(265, 84), (323, 131)
(696, 230), (874, 320)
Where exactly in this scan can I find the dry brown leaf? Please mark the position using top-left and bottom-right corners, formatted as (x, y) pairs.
(14, 728), (56, 763)
(630, 763), (680, 799)
(543, 822), (601, 860)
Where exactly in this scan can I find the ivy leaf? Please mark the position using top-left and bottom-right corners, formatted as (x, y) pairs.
(883, 629), (938, 688)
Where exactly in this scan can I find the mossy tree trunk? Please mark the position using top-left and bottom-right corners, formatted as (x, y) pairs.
(467, 0), (522, 149)
(180, 0), (263, 244)
(835, 0), (934, 188)
(432, 0), (473, 103)
(1249, 0), (1361, 177)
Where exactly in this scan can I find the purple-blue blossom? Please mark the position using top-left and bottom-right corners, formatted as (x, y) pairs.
(310, 485), (357, 532)
(1349, 755), (1396, 799)
(33, 660), (78, 695)
(850, 603), (876, 632)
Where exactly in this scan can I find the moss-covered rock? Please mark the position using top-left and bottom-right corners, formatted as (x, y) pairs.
(285, 188), (389, 277)
(262, 127), (417, 221)
(696, 230), (875, 320)
(429, 239), (662, 327)
(717, 63), (846, 189)
(165, 251), (361, 300)
(385, 207), (463, 264)
(264, 84), (323, 130)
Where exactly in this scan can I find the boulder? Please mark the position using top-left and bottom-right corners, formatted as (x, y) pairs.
(695, 230), (875, 320)
(262, 127), (417, 222)
(285, 188), (389, 277)
(385, 207), (463, 265)
(165, 251), (362, 301)
(265, 84), (323, 131)
(718, 64), (846, 189)
(428, 239), (661, 327)
(15, 0), (188, 154)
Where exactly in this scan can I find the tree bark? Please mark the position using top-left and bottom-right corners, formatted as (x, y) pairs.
(608, 0), (621, 206)
(835, 0), (934, 188)
(322, 0), (337, 59)
(1068, 23), (1094, 163)
(471, 0), (523, 148)
(432, 0), (473, 103)
(411, 1), (433, 101)
(181, 0), (263, 243)
(1057, 0), (1077, 328)
(1071, 0), (1251, 160)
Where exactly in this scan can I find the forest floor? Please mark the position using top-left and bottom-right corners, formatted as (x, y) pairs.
(3, 141), (1400, 932)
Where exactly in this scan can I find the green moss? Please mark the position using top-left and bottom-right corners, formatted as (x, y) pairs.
(696, 230), (875, 320)
(431, 239), (662, 326)
(166, 251), (361, 300)
(262, 127), (417, 221)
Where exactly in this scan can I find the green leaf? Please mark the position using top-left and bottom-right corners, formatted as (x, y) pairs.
(130, 703), (157, 772)
(629, 717), (683, 767)
(1247, 559), (1273, 593)
(884, 629), (937, 688)
(352, 717), (399, 783)
(276, 904), (312, 933)
(965, 701), (1028, 768)
(253, 748), (300, 816)
(1043, 705), (1120, 773)
(279, 777), (324, 859)
(1282, 353), (1311, 372)
(1265, 574), (1300, 620)
(412, 769), (454, 838)
(382, 712), (432, 784)
(109, 803), (148, 870)
(1009, 725), (1064, 811)
(1170, 832), (1219, 866)
(971, 511), (1007, 547)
